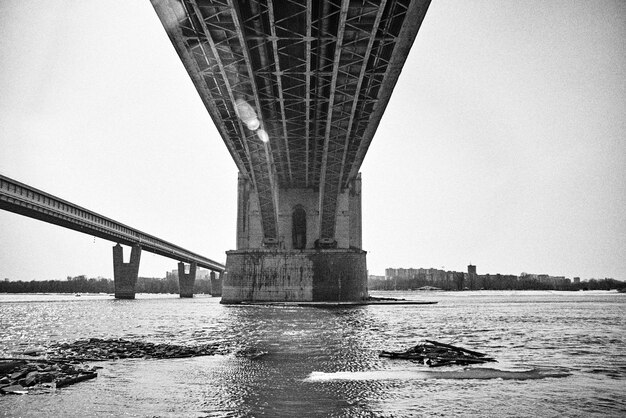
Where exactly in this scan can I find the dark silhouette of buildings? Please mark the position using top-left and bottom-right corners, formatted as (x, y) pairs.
(368, 265), (623, 291)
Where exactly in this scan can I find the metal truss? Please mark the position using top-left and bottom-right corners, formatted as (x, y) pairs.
(152, 0), (431, 243)
(0, 175), (224, 271)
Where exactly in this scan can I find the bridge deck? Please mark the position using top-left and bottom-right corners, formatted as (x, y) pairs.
(152, 0), (431, 243)
(0, 174), (224, 272)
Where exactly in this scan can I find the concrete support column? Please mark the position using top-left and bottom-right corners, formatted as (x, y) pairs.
(210, 271), (222, 297)
(222, 249), (367, 303)
(113, 244), (141, 299)
(178, 262), (197, 298)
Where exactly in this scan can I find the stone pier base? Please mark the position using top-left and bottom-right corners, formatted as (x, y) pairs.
(178, 262), (197, 298)
(210, 271), (222, 297)
(113, 244), (141, 299)
(221, 249), (368, 303)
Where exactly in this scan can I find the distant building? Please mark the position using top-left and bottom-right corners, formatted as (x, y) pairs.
(165, 267), (211, 281)
(382, 264), (575, 291)
(384, 266), (463, 290)
(385, 268), (419, 280)
(467, 264), (478, 288)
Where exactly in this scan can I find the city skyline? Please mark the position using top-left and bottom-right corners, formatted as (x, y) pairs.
(1, 0), (625, 281)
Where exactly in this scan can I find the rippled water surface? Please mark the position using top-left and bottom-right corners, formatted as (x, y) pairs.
(1, 291), (625, 417)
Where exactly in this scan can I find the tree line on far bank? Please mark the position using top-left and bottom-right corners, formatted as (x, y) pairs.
(0, 275), (213, 294)
(368, 275), (626, 292)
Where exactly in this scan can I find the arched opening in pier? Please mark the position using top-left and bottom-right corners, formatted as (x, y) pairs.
(292, 205), (307, 250)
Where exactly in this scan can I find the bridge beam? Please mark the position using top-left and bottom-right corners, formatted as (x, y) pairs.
(0, 174), (225, 272)
(178, 262), (197, 298)
(113, 244), (141, 299)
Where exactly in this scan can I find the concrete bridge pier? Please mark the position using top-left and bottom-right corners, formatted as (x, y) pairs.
(113, 244), (141, 299)
(178, 262), (197, 298)
(210, 271), (222, 297)
(222, 173), (368, 303)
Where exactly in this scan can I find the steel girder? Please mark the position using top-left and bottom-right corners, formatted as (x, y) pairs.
(151, 0), (431, 243)
(0, 174), (225, 271)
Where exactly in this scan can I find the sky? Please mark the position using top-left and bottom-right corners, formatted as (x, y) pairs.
(1, 0), (624, 281)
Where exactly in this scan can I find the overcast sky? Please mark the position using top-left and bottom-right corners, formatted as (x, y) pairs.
(1, 0), (624, 281)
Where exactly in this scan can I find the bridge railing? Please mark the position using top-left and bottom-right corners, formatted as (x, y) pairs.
(0, 174), (224, 272)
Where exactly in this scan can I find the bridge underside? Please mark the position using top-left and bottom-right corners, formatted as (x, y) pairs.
(151, 0), (430, 301)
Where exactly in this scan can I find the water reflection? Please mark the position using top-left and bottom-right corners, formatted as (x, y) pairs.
(216, 305), (383, 416)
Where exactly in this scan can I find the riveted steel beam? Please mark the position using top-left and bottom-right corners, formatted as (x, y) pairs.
(317, 0), (349, 241)
(345, 0), (431, 185)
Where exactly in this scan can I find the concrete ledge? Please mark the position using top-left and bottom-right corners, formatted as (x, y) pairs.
(113, 291), (135, 300)
(236, 300), (438, 307)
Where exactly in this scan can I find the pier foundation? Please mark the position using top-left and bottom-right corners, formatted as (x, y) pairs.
(221, 249), (367, 303)
(178, 262), (197, 298)
(210, 271), (222, 297)
(113, 244), (141, 299)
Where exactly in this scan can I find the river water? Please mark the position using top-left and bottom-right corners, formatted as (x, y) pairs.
(0, 290), (624, 417)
